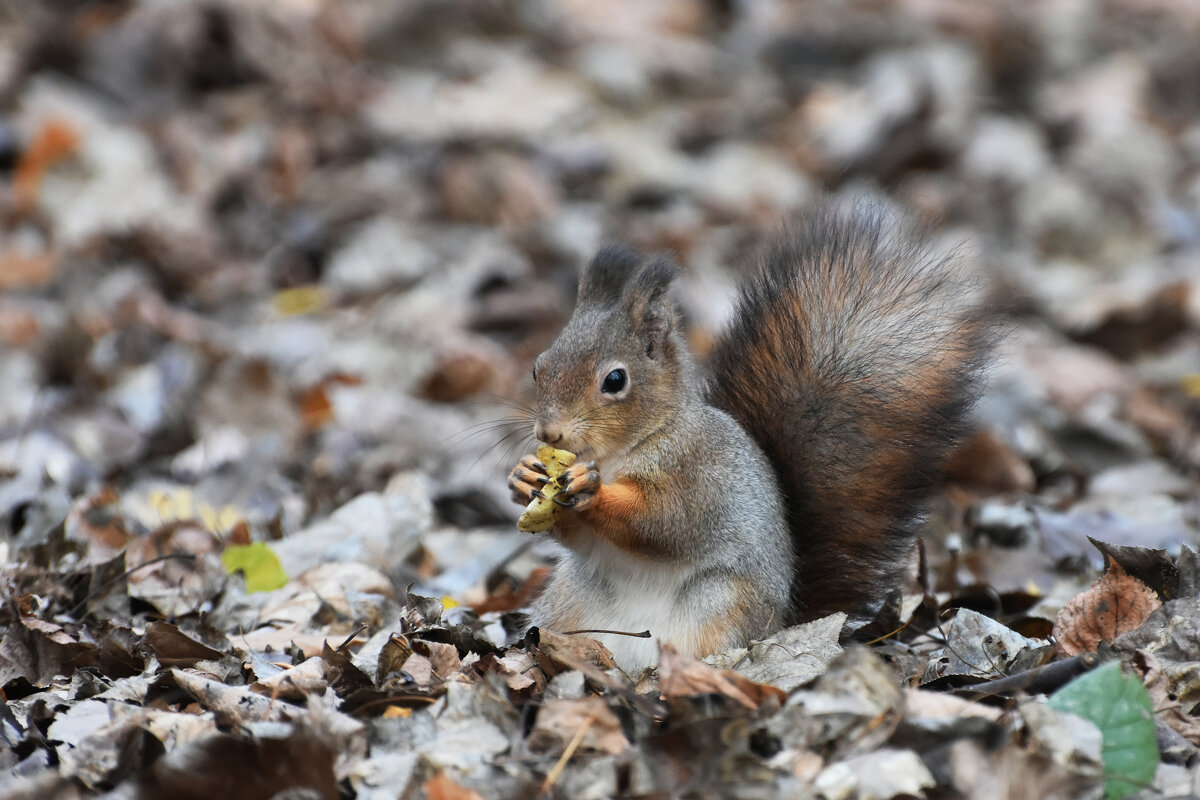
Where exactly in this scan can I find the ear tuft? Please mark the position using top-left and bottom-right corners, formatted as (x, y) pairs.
(623, 256), (679, 359)
(577, 245), (642, 308)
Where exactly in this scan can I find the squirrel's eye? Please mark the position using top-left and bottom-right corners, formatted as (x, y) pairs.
(601, 369), (627, 394)
(532, 364), (538, 382)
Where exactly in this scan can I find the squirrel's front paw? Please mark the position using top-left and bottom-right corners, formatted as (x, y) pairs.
(556, 461), (600, 511)
(507, 454), (550, 505)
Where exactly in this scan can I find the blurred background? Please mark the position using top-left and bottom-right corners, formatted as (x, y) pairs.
(1, 0), (1198, 604)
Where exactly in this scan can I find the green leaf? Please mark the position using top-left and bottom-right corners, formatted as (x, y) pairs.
(221, 542), (288, 593)
(1047, 660), (1159, 799)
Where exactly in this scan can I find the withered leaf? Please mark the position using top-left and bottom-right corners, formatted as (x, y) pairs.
(1131, 650), (1200, 746)
(1087, 537), (1179, 600)
(657, 643), (786, 711)
(141, 622), (224, 668)
(530, 628), (616, 678)
(1054, 561), (1161, 657)
(251, 657), (329, 701)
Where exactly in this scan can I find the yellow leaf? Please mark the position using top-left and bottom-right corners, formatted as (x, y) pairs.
(221, 542), (288, 593)
(441, 596), (459, 609)
(272, 285), (328, 317)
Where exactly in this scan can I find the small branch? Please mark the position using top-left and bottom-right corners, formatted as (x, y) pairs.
(563, 628), (651, 638)
(951, 653), (1103, 699)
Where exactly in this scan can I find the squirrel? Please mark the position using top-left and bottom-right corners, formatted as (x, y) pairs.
(507, 203), (992, 669)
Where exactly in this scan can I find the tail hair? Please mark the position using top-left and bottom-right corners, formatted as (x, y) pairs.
(708, 203), (993, 628)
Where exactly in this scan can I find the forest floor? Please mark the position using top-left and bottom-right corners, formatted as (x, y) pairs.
(1, 1), (1199, 798)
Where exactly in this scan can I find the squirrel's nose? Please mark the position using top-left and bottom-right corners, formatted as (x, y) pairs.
(535, 420), (564, 444)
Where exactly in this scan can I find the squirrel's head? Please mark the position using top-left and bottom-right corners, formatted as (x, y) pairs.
(531, 246), (691, 461)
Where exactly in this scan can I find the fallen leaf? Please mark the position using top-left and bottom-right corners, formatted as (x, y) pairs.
(14, 118), (80, 214)
(251, 657), (330, 701)
(1047, 661), (1158, 799)
(1054, 561), (1161, 657)
(221, 542), (288, 593)
(141, 622), (224, 668)
(1087, 537), (1179, 600)
(658, 643), (786, 711)
(530, 628), (617, 678)
(1131, 650), (1200, 745)
(734, 612), (845, 691)
(272, 285), (328, 316)
(425, 771), (485, 800)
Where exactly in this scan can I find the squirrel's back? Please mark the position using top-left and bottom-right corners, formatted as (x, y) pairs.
(708, 205), (991, 629)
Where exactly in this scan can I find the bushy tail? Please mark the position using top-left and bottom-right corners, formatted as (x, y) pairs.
(708, 204), (992, 629)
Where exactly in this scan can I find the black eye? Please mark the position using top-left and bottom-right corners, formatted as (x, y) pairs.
(532, 364), (538, 382)
(601, 369), (627, 394)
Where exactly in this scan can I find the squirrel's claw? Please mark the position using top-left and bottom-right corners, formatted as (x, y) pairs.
(556, 462), (601, 511)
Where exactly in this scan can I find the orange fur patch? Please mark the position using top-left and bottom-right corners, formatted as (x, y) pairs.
(579, 479), (666, 556)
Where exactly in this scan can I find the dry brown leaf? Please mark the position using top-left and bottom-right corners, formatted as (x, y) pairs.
(531, 629), (617, 678)
(657, 643), (786, 711)
(424, 771), (485, 800)
(251, 657), (330, 700)
(1053, 561), (1162, 657)
(472, 652), (543, 693)
(141, 622), (224, 668)
(298, 384), (335, 430)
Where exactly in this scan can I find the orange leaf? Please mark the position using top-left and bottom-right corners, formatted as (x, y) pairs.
(1053, 561), (1161, 657)
(425, 772), (484, 800)
(298, 384), (334, 430)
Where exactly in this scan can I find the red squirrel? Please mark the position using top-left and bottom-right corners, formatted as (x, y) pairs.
(507, 204), (991, 668)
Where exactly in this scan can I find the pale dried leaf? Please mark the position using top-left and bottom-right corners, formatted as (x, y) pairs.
(658, 643), (786, 711)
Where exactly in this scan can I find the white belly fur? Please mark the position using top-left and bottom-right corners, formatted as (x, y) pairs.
(539, 537), (722, 671)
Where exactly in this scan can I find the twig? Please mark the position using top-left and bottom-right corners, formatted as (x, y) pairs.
(950, 652), (1103, 699)
(334, 625), (369, 653)
(563, 628), (651, 638)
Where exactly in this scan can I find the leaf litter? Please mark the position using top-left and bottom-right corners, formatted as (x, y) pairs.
(1, 0), (1199, 798)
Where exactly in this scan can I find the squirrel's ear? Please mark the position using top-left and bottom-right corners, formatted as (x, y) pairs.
(577, 245), (642, 309)
(623, 256), (679, 360)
